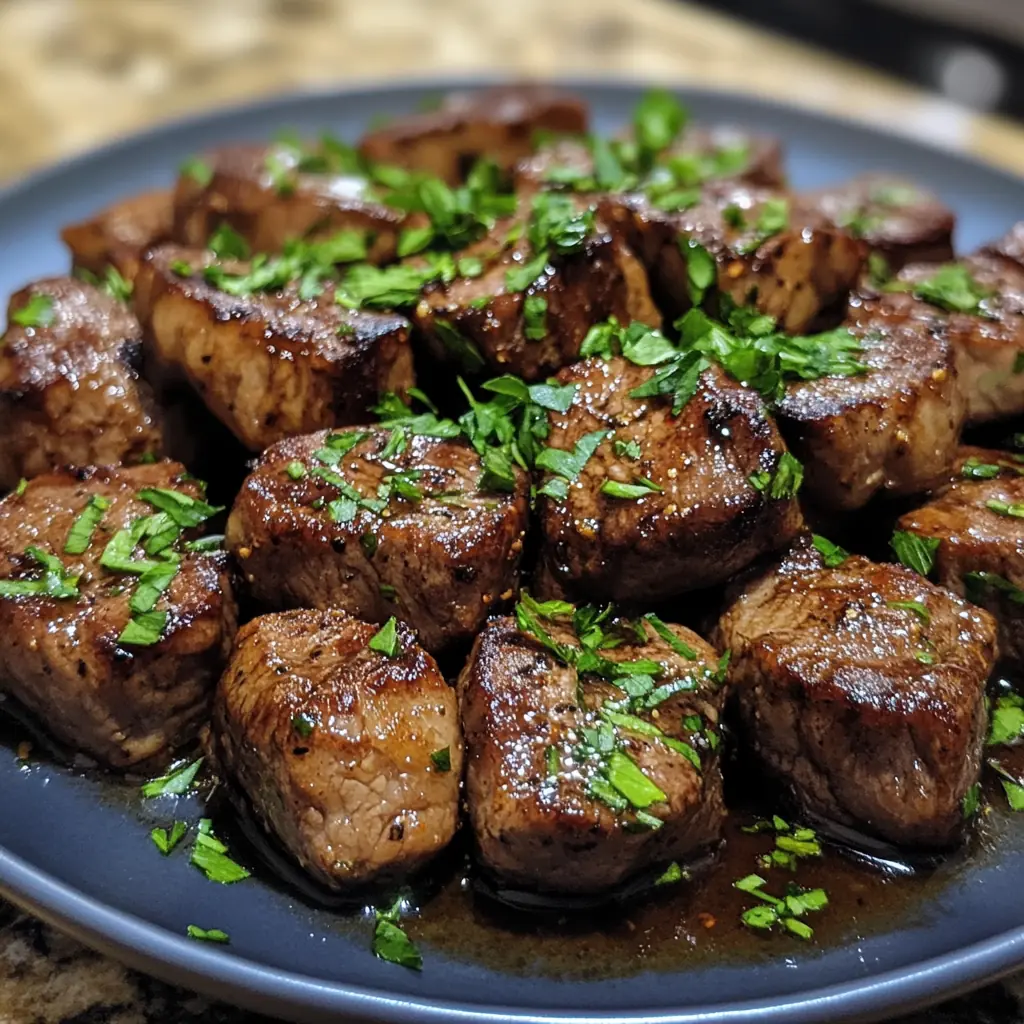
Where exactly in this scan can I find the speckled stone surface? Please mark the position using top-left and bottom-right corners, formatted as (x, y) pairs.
(0, 1), (1023, 1022)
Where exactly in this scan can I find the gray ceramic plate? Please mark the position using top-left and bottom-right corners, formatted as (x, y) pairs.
(1, 78), (1023, 1024)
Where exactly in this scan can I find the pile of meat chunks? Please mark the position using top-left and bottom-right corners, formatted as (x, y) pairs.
(0, 84), (1019, 898)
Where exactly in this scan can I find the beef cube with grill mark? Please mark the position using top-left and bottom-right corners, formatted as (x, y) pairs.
(898, 447), (1024, 674)
(133, 245), (413, 451)
(208, 608), (461, 888)
(537, 355), (803, 603)
(802, 175), (954, 273)
(227, 427), (529, 652)
(603, 184), (864, 333)
(414, 196), (660, 381)
(173, 143), (405, 264)
(459, 610), (726, 894)
(714, 536), (997, 848)
(0, 463), (236, 768)
(359, 84), (588, 185)
(0, 277), (163, 491)
(776, 297), (964, 511)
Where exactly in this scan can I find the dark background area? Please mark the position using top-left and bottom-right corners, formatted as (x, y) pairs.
(693, 0), (1024, 119)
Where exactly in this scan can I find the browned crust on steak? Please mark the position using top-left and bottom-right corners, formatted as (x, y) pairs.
(899, 449), (1024, 673)
(459, 614), (725, 893)
(359, 84), (588, 184)
(133, 245), (414, 450)
(802, 175), (954, 271)
(172, 144), (404, 263)
(209, 608), (461, 888)
(226, 427), (529, 651)
(414, 205), (660, 381)
(603, 184), (864, 332)
(0, 277), (163, 490)
(776, 297), (964, 510)
(714, 537), (996, 847)
(0, 462), (236, 768)
(538, 357), (803, 601)
(61, 189), (174, 284)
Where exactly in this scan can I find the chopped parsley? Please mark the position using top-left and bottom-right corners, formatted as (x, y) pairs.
(891, 264), (992, 315)
(734, 197), (789, 254)
(430, 747), (452, 772)
(140, 757), (203, 798)
(962, 782), (982, 819)
(368, 616), (402, 657)
(372, 896), (422, 970)
(523, 293), (548, 341)
(150, 821), (188, 855)
(190, 818), (250, 884)
(987, 499), (1024, 519)
(186, 925), (230, 944)
(989, 759), (1024, 811)
(207, 223), (251, 261)
(988, 694), (1024, 747)
(890, 530), (939, 577)
(11, 294), (55, 329)
(600, 477), (662, 500)
(14, 478), (28, 497)
(735, 873), (828, 939)
(614, 438), (642, 461)
(291, 713), (314, 739)
(681, 239), (716, 306)
(748, 452), (803, 500)
(964, 571), (1024, 606)
(64, 495), (111, 555)
(633, 89), (688, 171)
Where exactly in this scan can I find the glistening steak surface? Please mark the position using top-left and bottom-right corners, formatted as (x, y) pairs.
(538, 355), (803, 602)
(460, 609), (726, 894)
(0, 276), (163, 491)
(0, 462), (236, 768)
(209, 608), (462, 888)
(714, 536), (997, 848)
(227, 426), (529, 652)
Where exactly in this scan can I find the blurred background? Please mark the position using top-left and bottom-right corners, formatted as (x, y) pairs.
(1, 0), (1024, 184)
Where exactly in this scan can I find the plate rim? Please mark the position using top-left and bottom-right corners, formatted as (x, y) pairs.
(2, 75), (1024, 1024)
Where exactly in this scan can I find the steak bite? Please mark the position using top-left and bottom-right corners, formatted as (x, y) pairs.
(0, 462), (236, 768)
(227, 426), (529, 652)
(872, 254), (1024, 423)
(359, 84), (588, 185)
(209, 608), (461, 889)
(133, 245), (413, 451)
(414, 193), (660, 381)
(61, 189), (174, 285)
(802, 175), (954, 272)
(172, 142), (405, 263)
(898, 448), (1024, 673)
(460, 603), (727, 895)
(603, 184), (864, 333)
(714, 537), (996, 848)
(536, 338), (803, 602)
(0, 277), (163, 491)
(775, 298), (964, 511)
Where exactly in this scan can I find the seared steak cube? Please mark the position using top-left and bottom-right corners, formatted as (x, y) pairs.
(0, 462), (236, 768)
(775, 298), (964, 510)
(459, 606), (727, 894)
(414, 194), (660, 381)
(898, 447), (1024, 674)
(0, 277), (163, 491)
(604, 184), (864, 332)
(173, 143), (404, 263)
(714, 536), (997, 848)
(209, 608), (461, 888)
(359, 84), (588, 185)
(802, 175), (954, 272)
(227, 426), (529, 652)
(537, 351), (802, 602)
(516, 125), (784, 193)
(133, 245), (414, 451)
(874, 254), (1024, 423)
(61, 189), (174, 285)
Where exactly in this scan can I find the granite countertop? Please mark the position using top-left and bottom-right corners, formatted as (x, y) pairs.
(1, 1), (1023, 1022)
